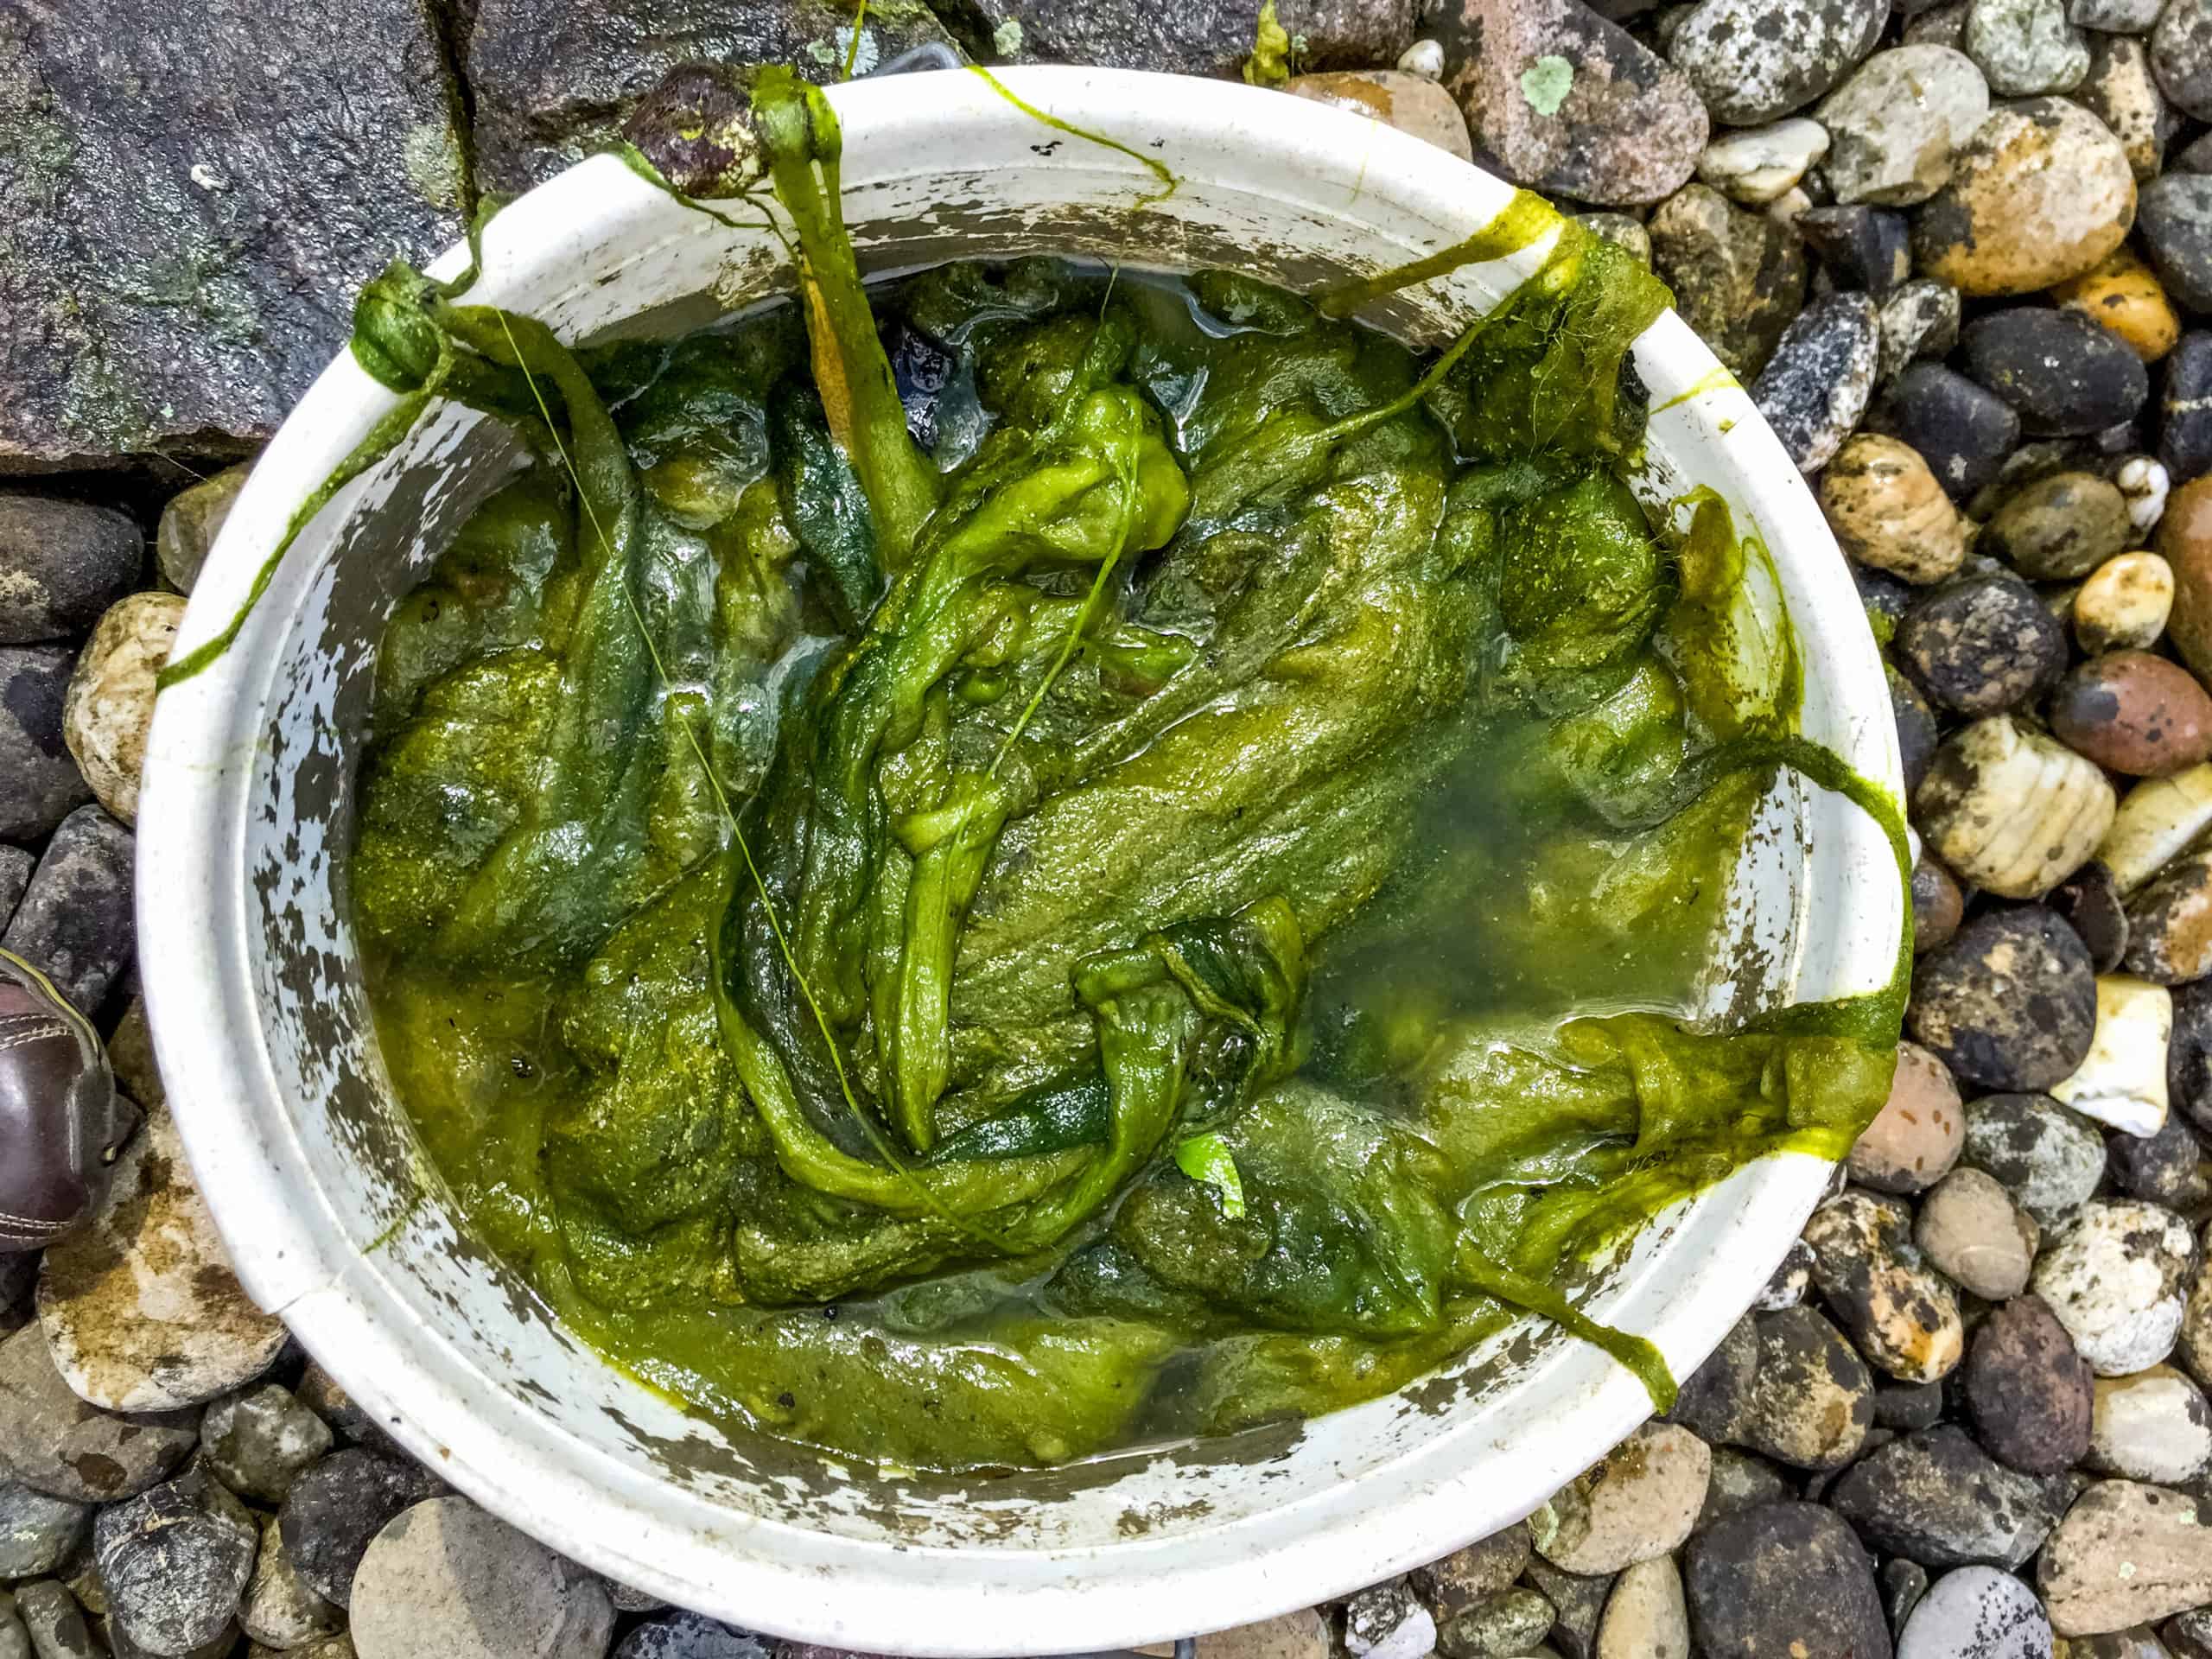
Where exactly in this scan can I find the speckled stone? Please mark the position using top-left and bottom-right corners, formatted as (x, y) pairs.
(1667, 0), (1892, 124)
(2032, 1199), (2198, 1376)
(1818, 45), (1991, 206)
(1751, 291), (1881, 471)
(1912, 99), (2137, 295)
(1827, 1424), (2060, 1568)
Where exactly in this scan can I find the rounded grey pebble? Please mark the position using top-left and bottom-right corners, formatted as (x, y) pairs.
(2140, 171), (2212, 314)
(614, 1611), (767, 1659)
(1826, 1424), (2060, 1568)
(0, 1324), (197, 1504)
(1962, 307), (2151, 436)
(1683, 1502), (1891, 1659)
(1890, 668), (1941, 794)
(0, 804), (136, 1015)
(1907, 908), (2098, 1091)
(1895, 573), (2068, 714)
(0, 647), (93, 845)
(2051, 861), (2131, 974)
(2155, 0), (2212, 119)
(0, 496), (143, 647)
(1894, 1564), (2051, 1657)
(1878, 279), (1964, 386)
(277, 1448), (443, 1609)
(1438, 1586), (1554, 1659)
(200, 1382), (334, 1505)
(2171, 978), (2212, 1132)
(0, 1478), (89, 1580)
(1959, 1091), (2107, 1226)
(1882, 1557), (1929, 1637)
(1668, 0), (1891, 124)
(1737, 1306), (1876, 1470)
(92, 1464), (258, 1657)
(1796, 204), (1912, 296)
(2164, 333), (2212, 484)
(1751, 291), (1882, 472)
(1873, 362), (2024, 499)
(12, 1580), (98, 1659)
(0, 845), (30, 937)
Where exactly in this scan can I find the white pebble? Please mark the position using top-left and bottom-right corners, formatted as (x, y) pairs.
(1696, 118), (1831, 205)
(2074, 550), (2175, 654)
(2088, 1363), (2212, 1484)
(1896, 1565), (2050, 1659)
(2033, 1199), (2196, 1376)
(2099, 763), (2212, 894)
(2050, 974), (2172, 1137)
(1396, 38), (1445, 79)
(2118, 454), (2170, 533)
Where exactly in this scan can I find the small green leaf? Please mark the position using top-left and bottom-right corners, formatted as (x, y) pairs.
(1520, 55), (1573, 118)
(1175, 1132), (1247, 1218)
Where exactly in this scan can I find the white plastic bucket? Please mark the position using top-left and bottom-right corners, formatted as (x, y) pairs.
(137, 66), (1903, 1656)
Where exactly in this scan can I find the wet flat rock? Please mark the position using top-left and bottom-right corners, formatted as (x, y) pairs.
(0, 0), (467, 466)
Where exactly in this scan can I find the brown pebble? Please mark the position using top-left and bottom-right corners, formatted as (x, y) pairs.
(2124, 842), (2212, 983)
(1818, 434), (1967, 583)
(2074, 550), (2176, 654)
(1982, 471), (2136, 580)
(2052, 245), (2183, 363)
(1911, 99), (2136, 296)
(2049, 651), (2212, 776)
(1847, 1040), (1964, 1194)
(1911, 852), (1966, 955)
(1962, 1294), (2094, 1474)
(2158, 474), (2212, 678)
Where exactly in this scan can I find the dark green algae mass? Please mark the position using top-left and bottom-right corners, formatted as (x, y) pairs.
(340, 70), (1906, 1471)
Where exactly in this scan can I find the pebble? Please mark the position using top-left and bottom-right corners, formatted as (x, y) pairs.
(1592, 1556), (1686, 1659)
(2088, 39), (2179, 193)
(0, 646), (92, 845)
(200, 1382), (334, 1503)
(1961, 1091), (2110, 1226)
(92, 1464), (257, 1657)
(0, 1323), (197, 1503)
(1436, 1588), (1554, 1659)
(1829, 1423), (2062, 1567)
(250, 1637), (356, 1659)
(1751, 291), (1880, 471)
(0, 804), (135, 1014)
(2175, 1611), (2212, 1659)
(1647, 183), (1808, 378)
(1984, 469), (2134, 579)
(1529, 1423), (1710, 1574)
(1344, 1580), (1437, 1659)
(1818, 45), (1992, 207)
(2088, 1365), (2212, 1484)
(1694, 118), (1829, 204)
(1802, 206), (1916, 297)
(2051, 975), (2174, 1131)
(0, 847), (29, 937)
(1913, 717), (2115, 897)
(2053, 653), (2212, 778)
(1897, 576), (2069, 713)
(0, 1479), (90, 1580)
(1896, 1565), (2054, 1658)
(153, 466), (246, 596)
(1694, 1447), (1793, 1533)
(1913, 849), (1967, 950)
(35, 1104), (286, 1412)
(2077, 552), (2177, 653)
(1884, 1558), (1932, 1637)
(1911, 907), (2103, 1094)
(614, 1612), (767, 1659)
(2109, 1111), (2211, 1209)
(2164, 479), (2212, 679)
(60, 593), (178, 828)
(2165, 333), (2212, 481)
(2127, 848), (2212, 982)
(1671, 0), (1891, 123)
(1736, 1306), (1876, 1469)
(2039, 1479), (2212, 1636)
(1965, 1294), (2096, 1473)
(2122, 454), (2173, 531)
(15, 1580), (99, 1659)
(1915, 1166), (2039, 1300)
(348, 1497), (613, 1659)
(0, 497), (143, 647)
(2034, 1200), (2198, 1376)
(2073, 0), (2166, 29)
(1189, 1608), (1331, 1659)
(1876, 362), (2024, 497)
(1881, 1380), (1949, 1434)
(2186, 1228), (2212, 1380)
(1965, 0), (2090, 94)
(1669, 1314), (1757, 1444)
(1962, 308), (2152, 435)
(1521, 1560), (1608, 1659)
(1435, 0), (1708, 207)
(2176, 993), (2212, 1142)
(1285, 70), (1473, 161)
(1847, 1039), (1966, 1192)
(1888, 681), (1948, 786)
(2155, 0), (2212, 119)
(2056, 253), (2182, 375)
(277, 1449), (444, 1609)
(2139, 173), (2212, 314)
(238, 1513), (341, 1649)
(1879, 279), (1965, 385)
(1804, 1190), (1967, 1382)
(2101, 766), (2212, 895)
(1913, 99), (2137, 296)
(1908, 3), (1974, 48)
(1414, 1525), (1534, 1618)
(1681, 1502), (1891, 1659)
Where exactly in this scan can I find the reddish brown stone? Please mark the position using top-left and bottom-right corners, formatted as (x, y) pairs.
(2050, 651), (2212, 777)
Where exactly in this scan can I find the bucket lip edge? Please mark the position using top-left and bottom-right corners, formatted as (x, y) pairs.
(137, 60), (1893, 1649)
